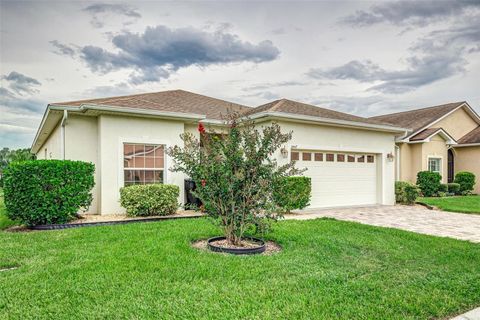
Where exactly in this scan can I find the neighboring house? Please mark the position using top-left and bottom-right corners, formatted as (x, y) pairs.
(371, 102), (480, 194)
(31, 90), (405, 214)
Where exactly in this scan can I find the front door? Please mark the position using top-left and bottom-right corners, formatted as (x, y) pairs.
(448, 149), (454, 183)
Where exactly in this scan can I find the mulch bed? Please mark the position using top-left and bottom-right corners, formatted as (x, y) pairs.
(192, 239), (282, 255)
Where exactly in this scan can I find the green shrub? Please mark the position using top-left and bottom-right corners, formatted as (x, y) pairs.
(438, 183), (448, 193)
(447, 183), (461, 195)
(274, 176), (311, 212)
(120, 184), (179, 216)
(3, 160), (95, 226)
(454, 171), (476, 194)
(395, 181), (420, 205)
(416, 171), (442, 197)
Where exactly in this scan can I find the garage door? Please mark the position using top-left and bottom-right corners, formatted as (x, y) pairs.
(291, 150), (378, 208)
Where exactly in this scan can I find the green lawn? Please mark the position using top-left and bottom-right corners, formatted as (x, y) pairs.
(418, 195), (480, 214)
(0, 188), (17, 230)
(1, 218), (479, 319)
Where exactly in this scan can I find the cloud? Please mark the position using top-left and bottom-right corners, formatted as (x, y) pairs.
(309, 16), (480, 94)
(50, 40), (76, 57)
(242, 80), (306, 91)
(83, 3), (141, 28)
(1, 71), (41, 95)
(72, 25), (279, 84)
(340, 0), (480, 27)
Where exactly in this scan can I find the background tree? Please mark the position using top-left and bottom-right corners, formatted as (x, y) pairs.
(0, 147), (36, 186)
(168, 117), (302, 246)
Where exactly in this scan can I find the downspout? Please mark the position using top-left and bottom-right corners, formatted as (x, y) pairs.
(60, 109), (68, 160)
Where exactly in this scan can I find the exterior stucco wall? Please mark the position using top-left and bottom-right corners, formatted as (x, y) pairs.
(434, 107), (478, 140)
(421, 135), (449, 183)
(454, 146), (480, 194)
(35, 121), (62, 160)
(98, 114), (186, 214)
(64, 114), (99, 214)
(271, 120), (397, 205)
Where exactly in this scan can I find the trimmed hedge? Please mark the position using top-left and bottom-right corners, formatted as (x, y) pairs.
(438, 183), (448, 193)
(416, 171), (441, 197)
(447, 183), (461, 195)
(395, 181), (420, 205)
(454, 171), (476, 194)
(120, 184), (179, 216)
(274, 176), (311, 212)
(3, 160), (95, 226)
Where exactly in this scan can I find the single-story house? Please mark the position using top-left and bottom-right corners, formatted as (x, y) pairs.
(32, 90), (478, 215)
(371, 101), (480, 194)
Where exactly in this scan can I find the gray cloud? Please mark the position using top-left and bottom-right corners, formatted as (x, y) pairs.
(50, 40), (76, 57)
(310, 15), (479, 94)
(341, 0), (480, 27)
(1, 71), (41, 95)
(83, 3), (141, 28)
(242, 80), (306, 91)
(72, 25), (280, 84)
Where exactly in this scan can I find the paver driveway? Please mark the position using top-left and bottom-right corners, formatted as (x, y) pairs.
(285, 205), (480, 243)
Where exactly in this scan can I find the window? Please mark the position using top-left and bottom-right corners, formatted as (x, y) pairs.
(302, 152), (312, 161)
(367, 155), (375, 163)
(326, 153), (334, 162)
(348, 155), (355, 162)
(124, 143), (164, 186)
(291, 151), (299, 161)
(357, 155), (365, 163)
(314, 153), (323, 161)
(337, 154), (345, 162)
(428, 158), (441, 173)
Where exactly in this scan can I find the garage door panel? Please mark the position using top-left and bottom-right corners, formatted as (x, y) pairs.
(296, 151), (378, 208)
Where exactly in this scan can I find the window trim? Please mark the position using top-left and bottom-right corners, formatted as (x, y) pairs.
(123, 143), (166, 186)
(427, 156), (442, 174)
(118, 137), (169, 189)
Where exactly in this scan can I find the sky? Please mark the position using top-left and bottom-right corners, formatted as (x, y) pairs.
(1, 0), (479, 149)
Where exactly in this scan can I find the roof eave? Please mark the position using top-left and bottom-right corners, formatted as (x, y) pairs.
(245, 111), (408, 133)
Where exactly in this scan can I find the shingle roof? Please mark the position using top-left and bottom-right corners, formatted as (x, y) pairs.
(409, 128), (441, 141)
(458, 126), (480, 144)
(245, 98), (389, 126)
(369, 101), (465, 134)
(51, 89), (250, 120)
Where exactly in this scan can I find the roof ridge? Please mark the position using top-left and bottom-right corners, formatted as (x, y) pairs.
(371, 101), (465, 119)
(51, 89), (181, 105)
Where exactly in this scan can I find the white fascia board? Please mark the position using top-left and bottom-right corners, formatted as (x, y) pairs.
(403, 128), (457, 145)
(245, 111), (408, 133)
(454, 143), (480, 147)
(31, 106), (52, 152)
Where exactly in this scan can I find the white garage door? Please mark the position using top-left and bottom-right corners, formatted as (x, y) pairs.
(292, 150), (378, 208)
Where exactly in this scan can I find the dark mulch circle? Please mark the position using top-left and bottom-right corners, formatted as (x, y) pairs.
(192, 239), (282, 255)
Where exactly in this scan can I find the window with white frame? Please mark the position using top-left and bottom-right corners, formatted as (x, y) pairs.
(123, 143), (164, 186)
(428, 157), (441, 173)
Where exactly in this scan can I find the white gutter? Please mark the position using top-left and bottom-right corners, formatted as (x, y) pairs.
(454, 143), (480, 147)
(245, 111), (408, 133)
(60, 109), (68, 160)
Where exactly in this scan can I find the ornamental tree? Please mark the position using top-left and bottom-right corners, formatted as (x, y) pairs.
(167, 116), (301, 245)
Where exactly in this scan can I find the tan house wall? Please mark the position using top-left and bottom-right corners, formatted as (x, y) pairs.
(454, 146), (480, 194)
(434, 107), (478, 140)
(421, 135), (449, 183)
(35, 121), (62, 160)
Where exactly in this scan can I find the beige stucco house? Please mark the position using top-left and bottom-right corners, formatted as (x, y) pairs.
(31, 90), (406, 215)
(371, 102), (480, 193)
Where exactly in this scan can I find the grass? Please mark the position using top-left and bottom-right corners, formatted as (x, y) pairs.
(0, 188), (17, 230)
(0, 218), (479, 319)
(418, 195), (480, 214)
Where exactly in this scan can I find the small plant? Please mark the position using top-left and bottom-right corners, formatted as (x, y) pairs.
(274, 176), (311, 212)
(395, 181), (420, 205)
(120, 184), (179, 216)
(168, 116), (300, 246)
(447, 183), (461, 195)
(3, 160), (95, 226)
(416, 171), (441, 197)
(438, 184), (448, 193)
(454, 171), (476, 194)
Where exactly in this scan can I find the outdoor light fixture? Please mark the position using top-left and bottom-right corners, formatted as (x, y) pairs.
(387, 152), (395, 162)
(280, 147), (289, 159)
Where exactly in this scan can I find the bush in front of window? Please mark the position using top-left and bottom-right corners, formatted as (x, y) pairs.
(454, 171), (476, 194)
(447, 183), (461, 195)
(273, 176), (312, 213)
(3, 160), (95, 226)
(119, 184), (179, 216)
(416, 171), (441, 197)
(395, 181), (420, 205)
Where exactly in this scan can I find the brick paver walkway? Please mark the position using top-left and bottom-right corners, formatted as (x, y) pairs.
(285, 205), (480, 243)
